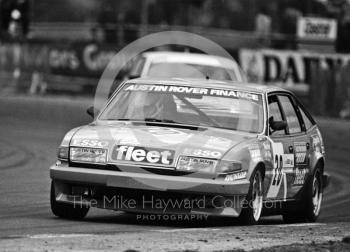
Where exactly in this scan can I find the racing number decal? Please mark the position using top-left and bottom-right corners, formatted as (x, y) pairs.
(266, 142), (288, 200)
(272, 154), (283, 186)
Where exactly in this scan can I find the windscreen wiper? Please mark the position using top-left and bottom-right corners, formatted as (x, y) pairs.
(144, 118), (179, 124)
(108, 118), (178, 123)
(110, 118), (201, 130)
(142, 118), (201, 130)
(105, 118), (132, 121)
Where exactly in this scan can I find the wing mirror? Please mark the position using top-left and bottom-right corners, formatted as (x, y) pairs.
(86, 106), (99, 118)
(128, 73), (140, 79)
(270, 118), (287, 131)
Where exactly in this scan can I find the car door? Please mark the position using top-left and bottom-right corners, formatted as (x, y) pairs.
(265, 94), (292, 201)
(275, 94), (311, 200)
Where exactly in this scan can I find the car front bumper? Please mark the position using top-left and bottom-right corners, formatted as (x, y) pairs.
(50, 164), (251, 217)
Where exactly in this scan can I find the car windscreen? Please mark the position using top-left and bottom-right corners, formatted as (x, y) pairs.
(147, 62), (237, 81)
(99, 84), (264, 133)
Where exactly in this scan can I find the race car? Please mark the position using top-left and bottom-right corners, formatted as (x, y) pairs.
(50, 78), (328, 224)
(126, 51), (246, 82)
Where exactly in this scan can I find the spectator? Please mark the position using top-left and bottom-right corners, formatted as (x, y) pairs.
(281, 7), (302, 49)
(89, 26), (105, 44)
(336, 1), (350, 52)
(255, 6), (272, 47)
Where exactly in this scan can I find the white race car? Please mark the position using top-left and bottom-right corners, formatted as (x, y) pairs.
(126, 51), (246, 82)
(50, 78), (329, 225)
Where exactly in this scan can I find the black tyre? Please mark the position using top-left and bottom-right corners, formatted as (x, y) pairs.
(239, 169), (263, 225)
(283, 168), (323, 223)
(50, 180), (89, 220)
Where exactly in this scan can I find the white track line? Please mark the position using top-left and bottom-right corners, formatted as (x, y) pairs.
(275, 223), (326, 228)
(152, 228), (221, 233)
(27, 224), (326, 239)
(28, 234), (94, 239)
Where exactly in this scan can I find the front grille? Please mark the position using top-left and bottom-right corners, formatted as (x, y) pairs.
(141, 167), (192, 176)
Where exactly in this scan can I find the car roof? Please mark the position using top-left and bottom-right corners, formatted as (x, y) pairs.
(141, 51), (238, 68)
(125, 77), (290, 95)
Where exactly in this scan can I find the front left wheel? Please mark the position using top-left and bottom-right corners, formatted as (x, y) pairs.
(50, 180), (89, 220)
(239, 169), (263, 225)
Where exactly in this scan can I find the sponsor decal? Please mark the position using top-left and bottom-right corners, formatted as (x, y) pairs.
(249, 149), (261, 160)
(141, 127), (193, 145)
(111, 145), (175, 165)
(262, 141), (273, 160)
(209, 89), (259, 101)
(249, 144), (261, 161)
(143, 127), (184, 136)
(294, 142), (307, 164)
(311, 135), (321, 153)
(183, 148), (222, 158)
(263, 141), (271, 150)
(203, 136), (232, 151)
(111, 128), (140, 146)
(124, 84), (260, 101)
(71, 139), (109, 148)
(224, 171), (247, 182)
(293, 168), (308, 186)
(283, 154), (295, 168)
(312, 130), (325, 154)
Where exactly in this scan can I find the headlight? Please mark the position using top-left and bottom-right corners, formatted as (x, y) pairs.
(176, 156), (217, 173)
(216, 160), (242, 173)
(57, 146), (69, 160)
(70, 147), (107, 164)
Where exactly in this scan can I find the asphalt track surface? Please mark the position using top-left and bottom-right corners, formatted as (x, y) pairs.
(0, 95), (350, 251)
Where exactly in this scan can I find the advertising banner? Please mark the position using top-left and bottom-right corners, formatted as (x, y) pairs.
(0, 42), (120, 78)
(239, 49), (350, 92)
(297, 17), (337, 41)
(48, 43), (119, 77)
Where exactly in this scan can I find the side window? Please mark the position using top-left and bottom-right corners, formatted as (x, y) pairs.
(268, 95), (285, 136)
(278, 95), (302, 134)
(299, 106), (314, 130)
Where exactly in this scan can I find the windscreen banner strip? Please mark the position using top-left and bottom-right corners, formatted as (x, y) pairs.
(124, 84), (260, 102)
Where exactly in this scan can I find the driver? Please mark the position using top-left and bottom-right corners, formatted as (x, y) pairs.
(143, 92), (165, 118)
(125, 91), (177, 120)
